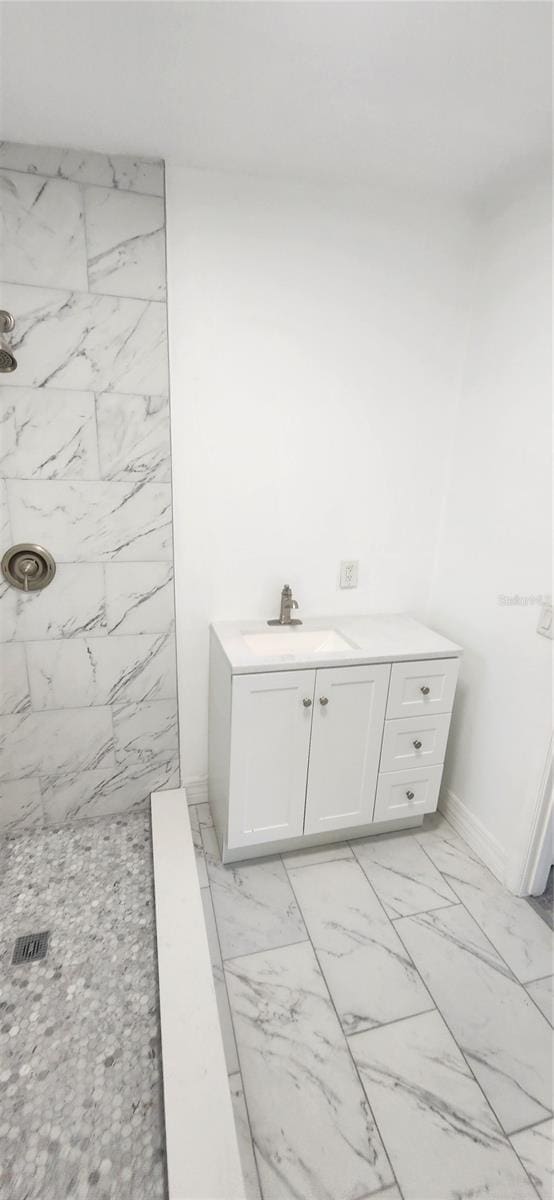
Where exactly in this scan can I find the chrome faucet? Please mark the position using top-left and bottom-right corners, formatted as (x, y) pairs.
(268, 584), (302, 626)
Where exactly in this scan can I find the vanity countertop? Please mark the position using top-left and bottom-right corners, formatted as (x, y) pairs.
(211, 612), (462, 675)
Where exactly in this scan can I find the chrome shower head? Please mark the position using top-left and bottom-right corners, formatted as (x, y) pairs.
(0, 311), (17, 372)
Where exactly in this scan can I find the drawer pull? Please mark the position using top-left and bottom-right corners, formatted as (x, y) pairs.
(406, 790), (415, 800)
(303, 697), (312, 708)
(413, 740), (422, 750)
(420, 685), (430, 695)
(319, 696), (329, 706)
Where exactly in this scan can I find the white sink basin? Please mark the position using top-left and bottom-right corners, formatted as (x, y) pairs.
(242, 629), (354, 656)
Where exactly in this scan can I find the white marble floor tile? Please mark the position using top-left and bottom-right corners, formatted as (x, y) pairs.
(416, 819), (554, 983)
(0, 168), (88, 289)
(104, 562), (174, 635)
(41, 755), (178, 824)
(288, 858), (433, 1034)
(96, 392), (170, 481)
(352, 831), (457, 918)
(4, 283), (168, 395)
(0, 563), (106, 643)
(85, 187), (166, 300)
(0, 386), (99, 480)
(0, 142), (164, 195)
(202, 890), (240, 1074)
(112, 698), (178, 764)
(202, 826), (307, 961)
(510, 1119), (554, 1200)
(0, 777), (43, 831)
(0, 642), (30, 714)
(350, 1009), (537, 1200)
(8, 478), (172, 562)
(526, 975), (553, 1026)
(26, 632), (176, 709)
(228, 1074), (262, 1200)
(225, 940), (394, 1200)
(396, 904), (552, 1133)
(281, 841), (354, 869)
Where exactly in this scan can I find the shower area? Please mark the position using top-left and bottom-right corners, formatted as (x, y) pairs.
(0, 141), (180, 1199)
(0, 140), (179, 825)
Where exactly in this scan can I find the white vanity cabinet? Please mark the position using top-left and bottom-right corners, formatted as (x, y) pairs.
(208, 616), (461, 862)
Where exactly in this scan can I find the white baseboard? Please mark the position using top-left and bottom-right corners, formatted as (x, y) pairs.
(181, 775), (209, 806)
(439, 786), (507, 886)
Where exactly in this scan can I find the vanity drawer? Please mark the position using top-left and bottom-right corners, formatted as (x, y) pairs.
(379, 713), (451, 773)
(373, 764), (442, 822)
(386, 657), (459, 720)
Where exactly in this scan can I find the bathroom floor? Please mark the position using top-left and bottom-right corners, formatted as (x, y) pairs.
(528, 865), (554, 930)
(0, 813), (166, 1200)
(192, 805), (554, 1200)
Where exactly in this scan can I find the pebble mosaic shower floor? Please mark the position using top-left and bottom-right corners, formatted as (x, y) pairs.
(0, 813), (167, 1200)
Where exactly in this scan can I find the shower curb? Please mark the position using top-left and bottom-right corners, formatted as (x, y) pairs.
(151, 787), (245, 1200)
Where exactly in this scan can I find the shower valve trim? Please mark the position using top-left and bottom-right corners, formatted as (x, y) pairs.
(0, 310), (17, 373)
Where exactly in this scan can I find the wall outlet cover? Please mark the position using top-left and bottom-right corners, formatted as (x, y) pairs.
(537, 604), (553, 639)
(340, 560), (359, 589)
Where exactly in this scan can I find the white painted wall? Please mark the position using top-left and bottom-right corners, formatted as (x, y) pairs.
(166, 167), (474, 786)
(427, 174), (552, 888)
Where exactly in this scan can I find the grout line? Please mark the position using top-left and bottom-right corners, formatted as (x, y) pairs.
(0, 160), (163, 198)
(346, 1007), (437, 1041)
(520, 983), (554, 1030)
(508, 1113), (554, 1138)
(389, 901), (459, 922)
(80, 179), (92, 293)
(4, 695), (177, 719)
(12, 628), (174, 648)
(2, 475), (172, 485)
(1, 273), (167, 305)
(221, 937), (311, 966)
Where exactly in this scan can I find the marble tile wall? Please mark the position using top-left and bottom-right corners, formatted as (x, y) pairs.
(0, 141), (179, 831)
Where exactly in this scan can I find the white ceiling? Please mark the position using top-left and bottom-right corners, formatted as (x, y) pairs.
(0, 1), (551, 200)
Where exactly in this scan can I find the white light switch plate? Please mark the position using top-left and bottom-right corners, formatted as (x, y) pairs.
(340, 560), (358, 589)
(537, 604), (553, 639)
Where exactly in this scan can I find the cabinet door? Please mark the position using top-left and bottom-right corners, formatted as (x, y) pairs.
(304, 664), (390, 835)
(227, 670), (315, 849)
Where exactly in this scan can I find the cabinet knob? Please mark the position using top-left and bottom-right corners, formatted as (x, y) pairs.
(319, 696), (329, 706)
(303, 697), (312, 708)
(413, 740), (422, 750)
(406, 790), (415, 800)
(420, 685), (430, 695)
